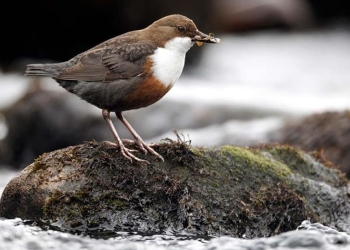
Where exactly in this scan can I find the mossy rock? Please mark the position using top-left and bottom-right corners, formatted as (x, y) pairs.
(0, 134), (349, 237)
(272, 110), (350, 178)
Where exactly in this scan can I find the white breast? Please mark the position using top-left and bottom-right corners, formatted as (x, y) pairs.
(150, 37), (193, 88)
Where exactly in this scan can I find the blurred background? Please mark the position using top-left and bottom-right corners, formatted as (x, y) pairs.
(0, 0), (350, 177)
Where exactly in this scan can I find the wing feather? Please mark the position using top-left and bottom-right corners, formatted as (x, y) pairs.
(56, 42), (156, 82)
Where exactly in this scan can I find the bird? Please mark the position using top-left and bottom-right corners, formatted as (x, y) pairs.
(25, 14), (220, 164)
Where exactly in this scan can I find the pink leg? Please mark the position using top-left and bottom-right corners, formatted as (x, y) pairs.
(116, 112), (164, 162)
(102, 109), (149, 164)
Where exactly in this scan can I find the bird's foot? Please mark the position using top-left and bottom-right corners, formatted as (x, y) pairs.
(121, 139), (138, 146)
(119, 144), (150, 164)
(122, 139), (164, 162)
(103, 141), (150, 164)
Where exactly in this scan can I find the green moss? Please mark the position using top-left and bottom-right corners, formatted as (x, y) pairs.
(267, 145), (309, 173)
(220, 145), (291, 179)
(105, 198), (128, 209)
(266, 144), (348, 187)
(43, 190), (64, 219)
(30, 154), (48, 173)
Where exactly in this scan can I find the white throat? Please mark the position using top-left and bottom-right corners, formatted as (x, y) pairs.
(150, 37), (193, 88)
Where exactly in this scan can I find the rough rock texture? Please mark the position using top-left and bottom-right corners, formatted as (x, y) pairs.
(271, 110), (350, 178)
(0, 135), (349, 238)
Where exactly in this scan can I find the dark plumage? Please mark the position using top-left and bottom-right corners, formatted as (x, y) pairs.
(25, 14), (220, 163)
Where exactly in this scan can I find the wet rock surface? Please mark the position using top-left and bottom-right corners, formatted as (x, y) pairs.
(1, 136), (349, 237)
(271, 110), (350, 178)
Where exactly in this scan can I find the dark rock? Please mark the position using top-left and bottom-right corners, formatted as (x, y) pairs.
(0, 87), (110, 170)
(1, 135), (349, 237)
(270, 110), (350, 178)
(211, 0), (315, 32)
(211, 0), (350, 33)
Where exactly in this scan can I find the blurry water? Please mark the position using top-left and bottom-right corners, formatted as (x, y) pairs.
(1, 212), (350, 250)
(1, 29), (350, 145)
(174, 28), (350, 113)
(1, 28), (350, 249)
(150, 28), (350, 145)
(0, 169), (18, 194)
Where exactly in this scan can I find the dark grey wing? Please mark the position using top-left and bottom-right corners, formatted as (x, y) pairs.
(56, 43), (157, 82)
(102, 43), (156, 81)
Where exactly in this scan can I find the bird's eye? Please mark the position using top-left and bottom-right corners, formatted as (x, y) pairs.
(177, 26), (185, 32)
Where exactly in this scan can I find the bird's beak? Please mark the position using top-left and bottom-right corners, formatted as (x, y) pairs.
(192, 31), (221, 47)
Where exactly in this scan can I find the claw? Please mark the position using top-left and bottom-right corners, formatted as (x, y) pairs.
(123, 138), (148, 155)
(121, 139), (164, 162)
(103, 141), (149, 164)
(135, 140), (148, 155)
(103, 141), (118, 148)
(103, 110), (165, 164)
(142, 143), (164, 162)
(119, 147), (133, 163)
(115, 112), (165, 161)
(122, 139), (147, 155)
(119, 144), (150, 164)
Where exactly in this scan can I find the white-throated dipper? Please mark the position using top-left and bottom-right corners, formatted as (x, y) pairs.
(25, 14), (220, 163)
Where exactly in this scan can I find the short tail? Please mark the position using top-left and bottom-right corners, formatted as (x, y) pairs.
(25, 63), (63, 77)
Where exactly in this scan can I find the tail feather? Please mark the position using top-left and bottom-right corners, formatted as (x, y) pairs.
(25, 63), (62, 77)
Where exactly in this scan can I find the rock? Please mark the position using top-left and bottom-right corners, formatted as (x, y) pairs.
(211, 0), (315, 32)
(1, 134), (349, 237)
(270, 110), (350, 178)
(0, 88), (110, 170)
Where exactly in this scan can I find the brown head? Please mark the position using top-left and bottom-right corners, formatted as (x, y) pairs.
(145, 14), (220, 47)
